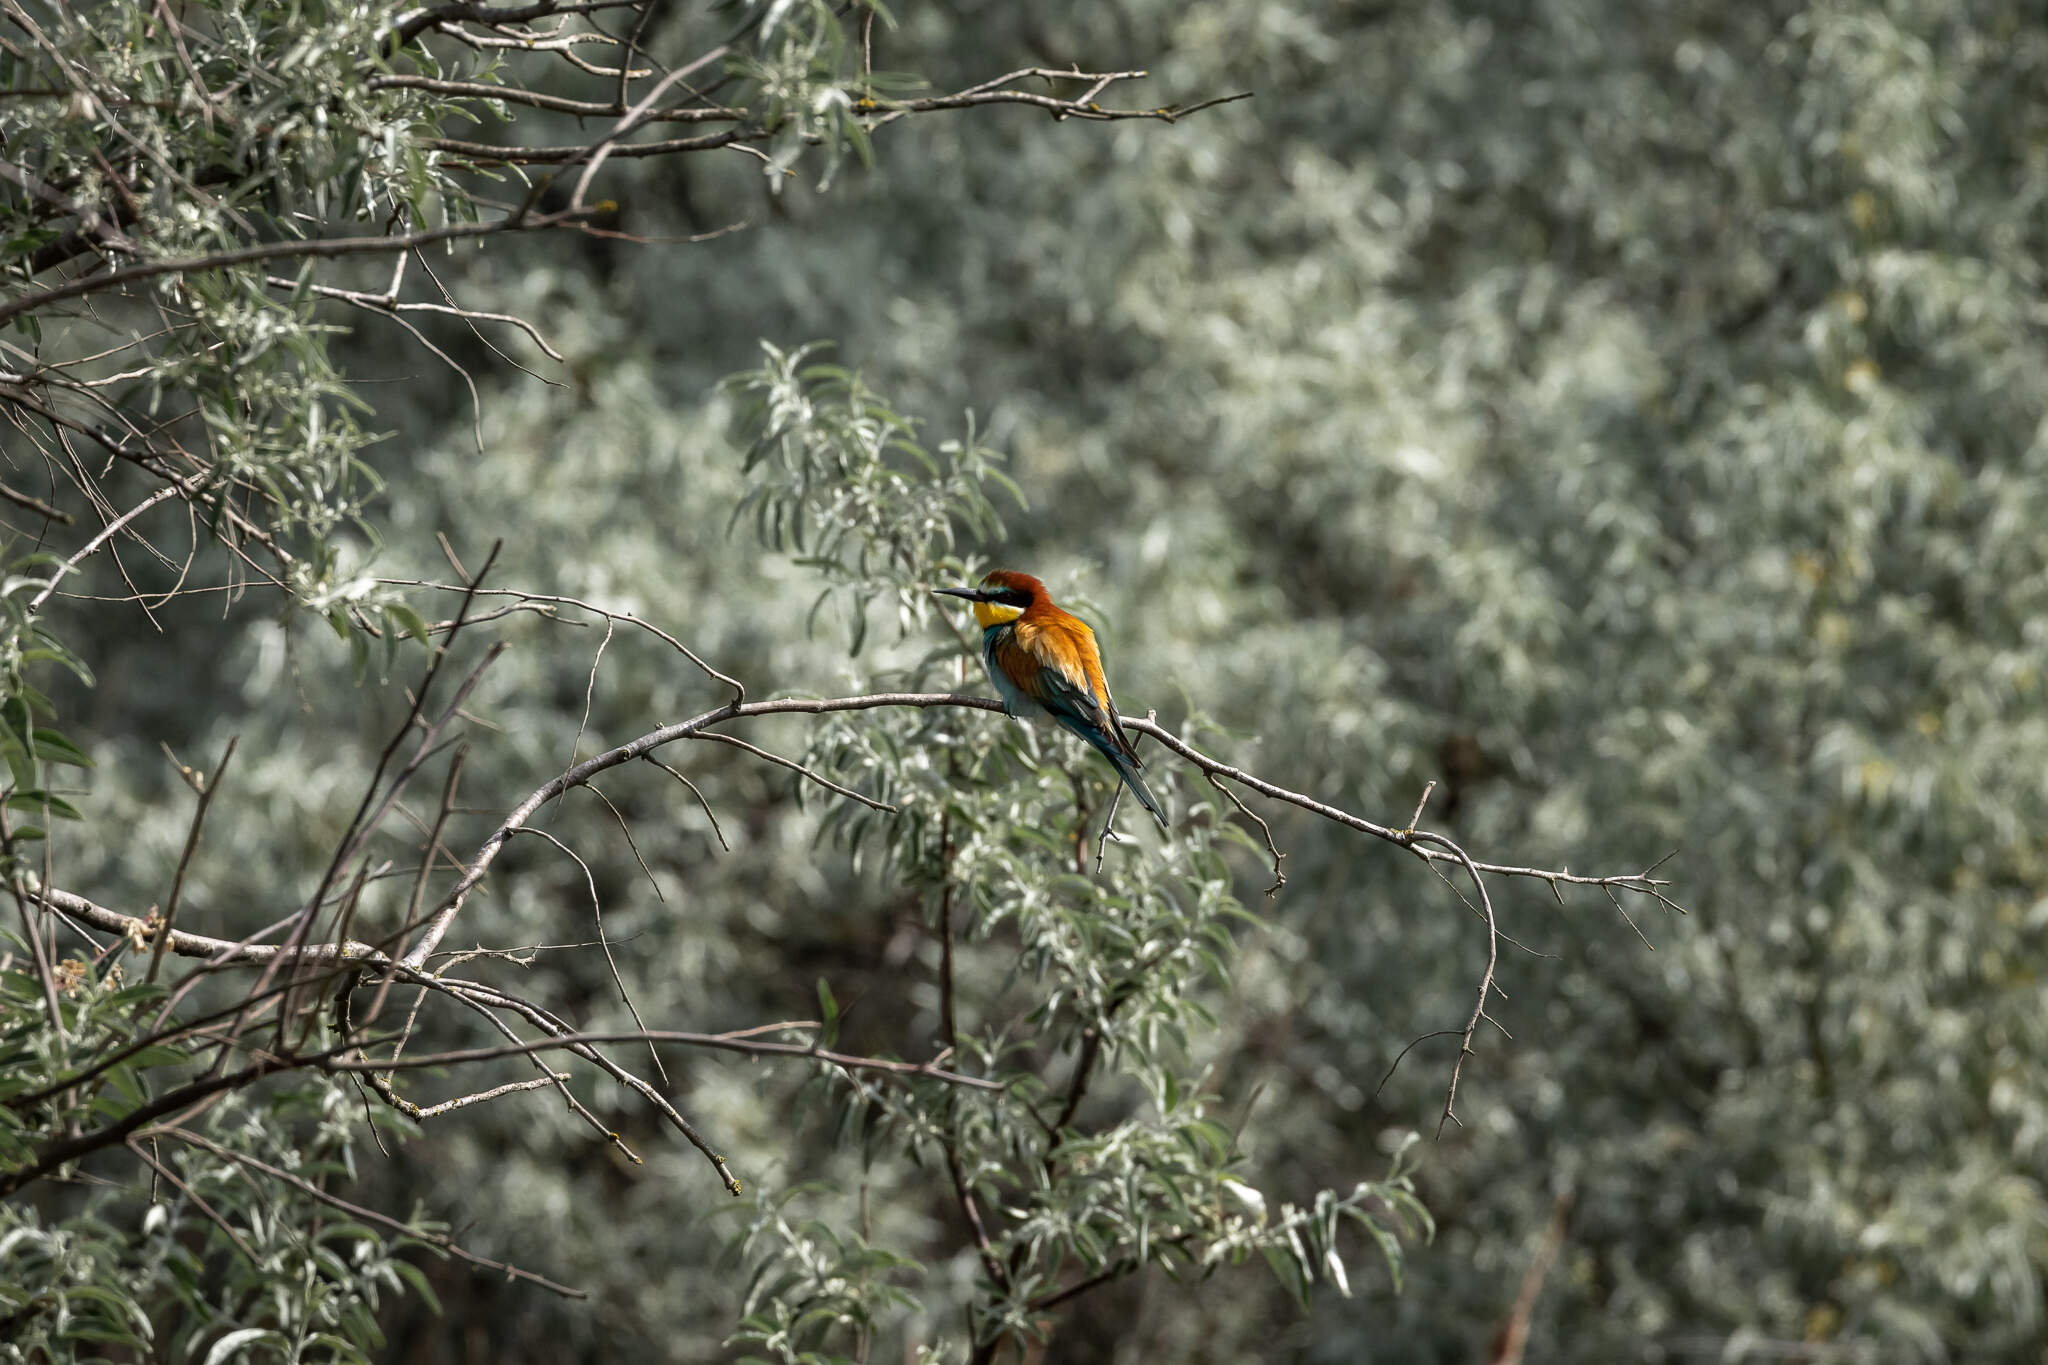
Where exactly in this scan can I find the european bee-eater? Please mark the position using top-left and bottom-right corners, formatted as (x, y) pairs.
(933, 570), (1168, 830)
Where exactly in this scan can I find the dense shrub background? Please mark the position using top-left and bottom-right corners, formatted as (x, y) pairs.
(7, 2), (2047, 1361)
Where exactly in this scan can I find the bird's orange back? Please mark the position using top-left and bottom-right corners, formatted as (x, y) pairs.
(940, 568), (1166, 826)
(977, 571), (1126, 754)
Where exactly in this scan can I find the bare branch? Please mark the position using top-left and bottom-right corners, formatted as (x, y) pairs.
(512, 825), (667, 1082)
(643, 755), (729, 851)
(1374, 1030), (1468, 1103)
(25, 483), (183, 614)
(410, 1072), (570, 1118)
(1405, 830), (1500, 1137)
(151, 1127), (588, 1298)
(399, 976), (646, 1164)
(377, 578), (744, 702)
(147, 736), (238, 985)
(0, 208), (599, 330)
(570, 41), (735, 209)
(1404, 780), (1437, 835)
(871, 84), (1254, 124)
(689, 730), (895, 811)
(385, 0), (643, 53)
(0, 481), (70, 523)
(406, 691), (1669, 970)
(1207, 772), (1286, 897)
(325, 1027), (1004, 1092)
(126, 1139), (260, 1268)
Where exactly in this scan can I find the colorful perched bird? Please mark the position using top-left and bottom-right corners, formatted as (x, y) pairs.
(933, 570), (1168, 829)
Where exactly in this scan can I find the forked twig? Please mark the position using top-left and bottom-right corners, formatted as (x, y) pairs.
(148, 736), (238, 984)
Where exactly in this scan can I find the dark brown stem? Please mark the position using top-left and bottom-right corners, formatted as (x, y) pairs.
(1048, 1028), (1103, 1141)
(0, 482), (70, 523)
(938, 815), (958, 1052)
(930, 814), (1003, 1286)
(0, 210), (597, 330)
(0, 1046), (350, 1198)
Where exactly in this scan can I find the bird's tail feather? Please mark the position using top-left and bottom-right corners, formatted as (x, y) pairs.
(1101, 743), (1169, 831)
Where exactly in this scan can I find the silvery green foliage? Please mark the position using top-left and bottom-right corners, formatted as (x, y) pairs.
(0, 960), (424, 1363)
(1, 0), (436, 627)
(724, 340), (1019, 653)
(19, 0), (2045, 1361)
(0, 0), (904, 644)
(2, 6), (590, 1353)
(719, 352), (1428, 1361)
(9, 2), (1346, 1362)
(647, 2), (2046, 1359)
(314, 0), (2044, 1358)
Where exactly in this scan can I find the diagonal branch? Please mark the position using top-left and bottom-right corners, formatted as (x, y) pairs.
(0, 208), (600, 330)
(147, 736), (238, 984)
(325, 1027), (1004, 1091)
(404, 691), (1674, 969)
(1405, 829), (1500, 1136)
(151, 1127), (587, 1298)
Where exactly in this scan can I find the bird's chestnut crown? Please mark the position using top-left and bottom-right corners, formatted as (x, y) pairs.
(931, 570), (1041, 627)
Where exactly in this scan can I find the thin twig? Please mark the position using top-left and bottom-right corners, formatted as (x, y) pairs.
(324, 1028), (1002, 1090)
(1374, 1030), (1466, 1102)
(126, 1138), (260, 1266)
(643, 755), (729, 851)
(25, 483), (181, 613)
(413, 1072), (570, 1118)
(1405, 830), (1499, 1137)
(1207, 772), (1286, 896)
(148, 736), (237, 984)
(407, 692), (1671, 969)
(584, 782), (664, 903)
(151, 1127), (587, 1298)
(567, 615), (615, 772)
(363, 75), (743, 124)
(259, 547), (505, 1036)
(0, 209), (600, 329)
(513, 825), (667, 1083)
(937, 816), (958, 1054)
(863, 69), (1254, 127)
(689, 731), (895, 811)
(569, 36), (734, 208)
(260, 274), (566, 361)
(1404, 780), (1437, 835)
(376, 578), (743, 701)
(1091, 778), (1126, 873)
(417, 979), (644, 1164)
(403, 750), (468, 951)
(0, 481), (69, 522)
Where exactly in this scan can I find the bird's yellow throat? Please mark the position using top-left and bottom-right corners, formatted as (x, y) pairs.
(973, 600), (1025, 628)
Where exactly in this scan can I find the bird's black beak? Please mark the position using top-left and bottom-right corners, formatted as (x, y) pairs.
(931, 586), (988, 602)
